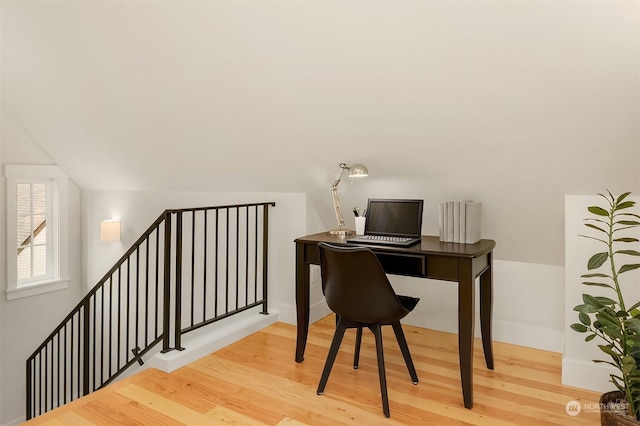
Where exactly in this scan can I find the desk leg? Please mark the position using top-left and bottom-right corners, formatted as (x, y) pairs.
(295, 243), (310, 363)
(458, 258), (475, 409)
(480, 253), (494, 370)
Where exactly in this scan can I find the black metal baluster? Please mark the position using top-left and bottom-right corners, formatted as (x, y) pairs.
(162, 213), (172, 352)
(63, 324), (67, 404)
(254, 205), (259, 304)
(83, 301), (90, 397)
(190, 211), (196, 327)
(135, 247), (140, 362)
(70, 315), (74, 402)
(100, 287), (105, 387)
(215, 209), (219, 318)
(262, 205), (270, 314)
(226, 209), (230, 314)
(117, 268), (122, 370)
(203, 210), (208, 322)
(155, 226), (160, 340)
(174, 211), (183, 351)
(145, 237), (150, 346)
(56, 333), (61, 409)
(92, 294), (97, 391)
(126, 260), (130, 365)
(108, 276), (113, 378)
(235, 207), (240, 310)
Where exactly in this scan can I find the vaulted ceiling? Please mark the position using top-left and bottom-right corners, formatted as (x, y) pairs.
(2, 1), (638, 265)
(4, 0), (475, 193)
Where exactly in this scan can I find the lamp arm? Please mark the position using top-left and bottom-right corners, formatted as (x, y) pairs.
(331, 164), (348, 230)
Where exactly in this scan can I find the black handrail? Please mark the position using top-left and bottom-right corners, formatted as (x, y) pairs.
(26, 202), (275, 419)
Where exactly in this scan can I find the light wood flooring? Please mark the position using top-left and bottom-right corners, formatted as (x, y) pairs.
(24, 316), (601, 425)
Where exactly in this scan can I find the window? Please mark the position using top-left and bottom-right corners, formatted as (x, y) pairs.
(5, 165), (68, 300)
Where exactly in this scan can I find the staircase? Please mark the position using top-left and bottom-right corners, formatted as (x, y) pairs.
(25, 201), (276, 420)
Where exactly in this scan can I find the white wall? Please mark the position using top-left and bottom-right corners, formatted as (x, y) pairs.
(0, 111), (4, 424)
(563, 195), (640, 392)
(0, 113), (84, 426)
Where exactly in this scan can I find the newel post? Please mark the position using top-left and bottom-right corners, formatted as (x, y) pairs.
(162, 211), (172, 352)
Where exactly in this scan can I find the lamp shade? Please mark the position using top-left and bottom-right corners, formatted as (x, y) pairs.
(348, 163), (368, 177)
(101, 220), (121, 242)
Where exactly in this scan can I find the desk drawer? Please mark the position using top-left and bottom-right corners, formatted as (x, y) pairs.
(376, 252), (426, 277)
(427, 255), (458, 281)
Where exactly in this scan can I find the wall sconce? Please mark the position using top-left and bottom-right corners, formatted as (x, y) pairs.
(330, 162), (368, 235)
(100, 220), (121, 242)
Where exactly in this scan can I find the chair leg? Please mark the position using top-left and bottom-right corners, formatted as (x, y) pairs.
(317, 318), (348, 396)
(392, 321), (419, 384)
(353, 327), (363, 369)
(369, 324), (390, 418)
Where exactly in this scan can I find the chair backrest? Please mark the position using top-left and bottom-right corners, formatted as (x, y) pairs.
(318, 242), (411, 324)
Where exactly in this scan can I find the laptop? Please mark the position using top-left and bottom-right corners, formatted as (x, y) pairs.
(347, 198), (424, 247)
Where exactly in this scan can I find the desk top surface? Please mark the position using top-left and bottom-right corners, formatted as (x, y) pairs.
(295, 232), (495, 258)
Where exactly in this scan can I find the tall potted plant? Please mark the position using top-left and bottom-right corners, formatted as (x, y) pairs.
(571, 190), (640, 425)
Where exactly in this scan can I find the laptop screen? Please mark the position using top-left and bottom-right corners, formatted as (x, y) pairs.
(364, 199), (424, 237)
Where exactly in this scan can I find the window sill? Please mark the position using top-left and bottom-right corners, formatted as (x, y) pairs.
(6, 279), (69, 301)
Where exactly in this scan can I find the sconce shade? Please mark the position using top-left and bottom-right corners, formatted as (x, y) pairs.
(348, 163), (368, 177)
(101, 220), (121, 242)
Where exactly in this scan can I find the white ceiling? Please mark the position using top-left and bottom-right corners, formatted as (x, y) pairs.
(3, 0), (472, 192)
(2, 1), (638, 265)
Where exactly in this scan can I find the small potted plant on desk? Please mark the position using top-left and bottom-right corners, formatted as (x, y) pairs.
(571, 190), (640, 425)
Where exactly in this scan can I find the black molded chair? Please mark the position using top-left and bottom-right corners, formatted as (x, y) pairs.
(316, 242), (420, 418)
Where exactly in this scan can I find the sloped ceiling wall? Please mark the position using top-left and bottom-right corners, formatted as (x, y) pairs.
(1, 1), (638, 265)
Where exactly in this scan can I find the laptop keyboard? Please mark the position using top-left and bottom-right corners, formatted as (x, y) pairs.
(356, 235), (412, 243)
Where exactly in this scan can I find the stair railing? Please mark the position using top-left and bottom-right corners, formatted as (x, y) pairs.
(26, 201), (275, 420)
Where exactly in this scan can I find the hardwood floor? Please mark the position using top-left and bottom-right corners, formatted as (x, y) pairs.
(24, 316), (601, 425)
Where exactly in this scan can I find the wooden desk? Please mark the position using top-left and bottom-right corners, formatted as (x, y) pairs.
(294, 232), (496, 409)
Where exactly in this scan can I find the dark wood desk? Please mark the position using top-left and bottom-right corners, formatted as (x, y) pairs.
(294, 232), (496, 409)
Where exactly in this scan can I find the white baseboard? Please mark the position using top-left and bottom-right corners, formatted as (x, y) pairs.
(492, 320), (564, 353)
(562, 357), (615, 393)
(403, 310), (565, 353)
(278, 299), (331, 326)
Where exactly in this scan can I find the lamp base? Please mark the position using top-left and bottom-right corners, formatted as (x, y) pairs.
(329, 228), (354, 236)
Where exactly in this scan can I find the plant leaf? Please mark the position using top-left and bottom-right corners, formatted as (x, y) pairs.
(579, 234), (608, 244)
(596, 296), (618, 305)
(623, 356), (637, 375)
(579, 312), (591, 326)
(614, 237), (640, 243)
(581, 281), (615, 290)
(616, 192), (632, 204)
(588, 252), (609, 270)
(618, 220), (640, 226)
(584, 294), (605, 308)
(589, 206), (610, 216)
(598, 344), (620, 359)
(581, 272), (611, 278)
(570, 323), (588, 333)
(620, 264), (640, 274)
(616, 250), (640, 256)
(616, 201), (635, 210)
(584, 223), (607, 234)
